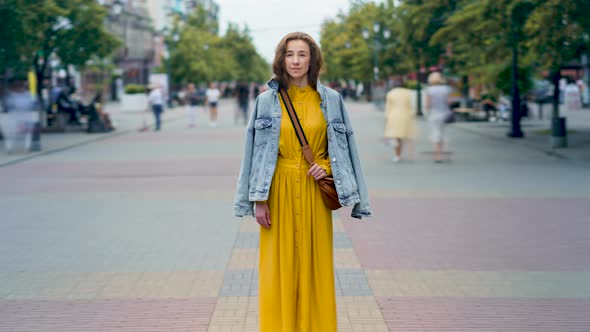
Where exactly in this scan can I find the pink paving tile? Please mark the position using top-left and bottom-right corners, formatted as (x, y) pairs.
(0, 298), (217, 332)
(376, 297), (590, 332)
(341, 197), (590, 270)
(0, 159), (241, 179)
(103, 131), (244, 143)
(0, 175), (237, 194)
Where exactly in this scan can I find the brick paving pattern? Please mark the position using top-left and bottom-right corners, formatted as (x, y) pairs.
(1, 100), (589, 331)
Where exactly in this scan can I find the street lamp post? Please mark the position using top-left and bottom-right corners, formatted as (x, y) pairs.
(372, 22), (380, 81)
(507, 36), (523, 138)
(108, 0), (127, 101)
(362, 23), (391, 102)
(506, 2), (533, 139)
(161, 28), (179, 107)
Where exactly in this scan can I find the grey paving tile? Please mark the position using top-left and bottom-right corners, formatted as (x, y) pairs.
(333, 232), (353, 248)
(335, 268), (373, 296)
(219, 269), (258, 297)
(234, 232), (259, 249)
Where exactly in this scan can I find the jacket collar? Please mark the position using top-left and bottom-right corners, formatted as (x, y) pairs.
(267, 79), (328, 107)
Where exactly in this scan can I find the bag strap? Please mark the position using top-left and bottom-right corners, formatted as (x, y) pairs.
(279, 86), (316, 166)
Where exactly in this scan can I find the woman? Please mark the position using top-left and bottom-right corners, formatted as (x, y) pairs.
(234, 32), (372, 331)
(205, 82), (220, 127)
(384, 81), (416, 162)
(425, 72), (452, 163)
(147, 83), (164, 131)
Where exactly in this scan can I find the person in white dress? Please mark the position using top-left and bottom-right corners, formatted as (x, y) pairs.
(564, 78), (582, 111)
(205, 82), (221, 127)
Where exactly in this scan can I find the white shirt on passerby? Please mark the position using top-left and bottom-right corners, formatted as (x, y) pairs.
(206, 88), (220, 103)
(565, 83), (582, 111)
(426, 85), (452, 115)
(148, 88), (164, 106)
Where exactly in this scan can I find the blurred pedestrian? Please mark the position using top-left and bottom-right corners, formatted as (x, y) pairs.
(56, 85), (81, 125)
(481, 91), (498, 121)
(234, 31), (372, 332)
(373, 80), (387, 111)
(1, 72), (39, 153)
(565, 77), (582, 111)
(384, 81), (416, 162)
(205, 82), (220, 127)
(253, 83), (261, 96)
(148, 83), (164, 131)
(185, 83), (199, 127)
(235, 81), (250, 125)
(425, 72), (453, 163)
(86, 92), (114, 132)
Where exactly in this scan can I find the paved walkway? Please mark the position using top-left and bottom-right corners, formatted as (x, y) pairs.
(0, 99), (589, 331)
(0, 103), (188, 167)
(453, 103), (590, 165)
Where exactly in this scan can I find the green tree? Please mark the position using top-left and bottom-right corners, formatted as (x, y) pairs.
(524, 0), (590, 119)
(169, 6), (268, 85)
(320, 2), (385, 82)
(54, 0), (120, 82)
(0, 0), (28, 75)
(4, 0), (120, 108)
(220, 24), (269, 82)
(397, 0), (456, 71)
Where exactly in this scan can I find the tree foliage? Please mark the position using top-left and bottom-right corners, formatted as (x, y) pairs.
(4, 0), (119, 69)
(320, 2), (404, 82)
(168, 5), (269, 85)
(319, 0), (590, 94)
(1, 0), (121, 105)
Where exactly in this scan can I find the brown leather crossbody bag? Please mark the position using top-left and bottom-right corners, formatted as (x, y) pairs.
(278, 86), (342, 211)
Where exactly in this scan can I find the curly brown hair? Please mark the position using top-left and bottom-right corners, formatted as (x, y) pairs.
(272, 32), (324, 91)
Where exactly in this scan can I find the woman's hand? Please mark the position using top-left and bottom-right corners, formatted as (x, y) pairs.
(255, 202), (271, 229)
(308, 163), (327, 181)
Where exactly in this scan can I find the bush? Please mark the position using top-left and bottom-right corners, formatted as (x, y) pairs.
(497, 64), (533, 97)
(403, 80), (419, 90)
(124, 84), (147, 94)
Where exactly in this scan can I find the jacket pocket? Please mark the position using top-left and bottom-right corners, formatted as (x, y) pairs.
(332, 121), (349, 151)
(254, 118), (272, 147)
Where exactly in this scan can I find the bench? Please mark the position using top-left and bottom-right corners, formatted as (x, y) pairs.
(453, 107), (478, 121)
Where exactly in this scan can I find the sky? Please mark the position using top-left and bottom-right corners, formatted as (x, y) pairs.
(216, 0), (352, 63)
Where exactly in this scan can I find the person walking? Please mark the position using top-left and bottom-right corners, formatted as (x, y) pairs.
(384, 81), (416, 162)
(1, 73), (39, 153)
(235, 81), (250, 126)
(425, 72), (453, 163)
(205, 82), (220, 127)
(565, 77), (582, 111)
(185, 83), (200, 127)
(234, 32), (372, 332)
(148, 83), (164, 131)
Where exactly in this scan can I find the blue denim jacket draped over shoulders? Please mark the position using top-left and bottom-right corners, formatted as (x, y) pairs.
(233, 79), (372, 219)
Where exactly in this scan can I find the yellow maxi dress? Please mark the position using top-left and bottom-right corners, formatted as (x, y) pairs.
(259, 85), (337, 332)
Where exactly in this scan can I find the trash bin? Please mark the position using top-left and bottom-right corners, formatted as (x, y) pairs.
(551, 117), (567, 148)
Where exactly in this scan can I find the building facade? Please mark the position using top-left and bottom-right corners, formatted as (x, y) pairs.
(111, 0), (154, 85)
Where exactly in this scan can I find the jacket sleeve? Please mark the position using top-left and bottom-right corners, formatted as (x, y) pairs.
(233, 97), (259, 217)
(339, 95), (372, 219)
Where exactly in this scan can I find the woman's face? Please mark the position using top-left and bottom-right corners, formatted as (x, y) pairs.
(284, 39), (310, 82)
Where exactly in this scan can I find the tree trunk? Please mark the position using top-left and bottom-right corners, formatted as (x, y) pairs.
(33, 53), (47, 112)
(462, 75), (470, 107)
(416, 65), (423, 116)
(551, 70), (560, 120)
(65, 65), (72, 88)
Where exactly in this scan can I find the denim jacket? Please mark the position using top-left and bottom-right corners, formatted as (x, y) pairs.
(234, 79), (372, 219)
